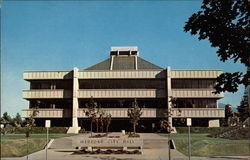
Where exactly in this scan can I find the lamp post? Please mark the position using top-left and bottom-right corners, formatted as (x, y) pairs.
(45, 120), (51, 160)
(187, 118), (192, 160)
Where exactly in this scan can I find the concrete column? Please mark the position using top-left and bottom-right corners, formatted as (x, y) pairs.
(110, 55), (114, 70)
(135, 56), (138, 70)
(67, 68), (80, 134)
(72, 67), (79, 128)
(166, 67), (173, 129)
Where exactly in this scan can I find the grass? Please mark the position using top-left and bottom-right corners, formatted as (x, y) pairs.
(161, 134), (250, 156)
(1, 134), (74, 157)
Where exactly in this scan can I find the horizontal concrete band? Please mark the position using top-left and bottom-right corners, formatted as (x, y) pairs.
(23, 70), (222, 80)
(21, 108), (225, 118)
(22, 89), (223, 99)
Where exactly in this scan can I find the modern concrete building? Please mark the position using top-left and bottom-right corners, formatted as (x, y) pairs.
(22, 46), (224, 133)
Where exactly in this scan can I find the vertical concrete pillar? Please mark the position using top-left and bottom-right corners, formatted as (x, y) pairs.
(110, 56), (114, 70)
(67, 67), (80, 134)
(166, 67), (173, 130)
(135, 56), (138, 70)
(72, 67), (79, 127)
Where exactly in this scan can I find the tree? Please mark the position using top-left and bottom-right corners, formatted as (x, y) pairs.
(1, 112), (13, 126)
(127, 99), (142, 133)
(25, 108), (39, 159)
(237, 87), (250, 122)
(25, 108), (39, 138)
(13, 113), (24, 127)
(225, 104), (234, 126)
(104, 113), (112, 133)
(98, 109), (105, 133)
(85, 97), (98, 135)
(184, 0), (249, 93)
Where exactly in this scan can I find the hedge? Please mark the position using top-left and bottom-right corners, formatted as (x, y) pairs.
(175, 127), (233, 134)
(3, 127), (69, 134)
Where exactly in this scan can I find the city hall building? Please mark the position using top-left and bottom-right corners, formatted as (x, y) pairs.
(22, 46), (224, 133)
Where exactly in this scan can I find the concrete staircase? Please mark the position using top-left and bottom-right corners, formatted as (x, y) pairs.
(216, 118), (250, 138)
(215, 126), (242, 138)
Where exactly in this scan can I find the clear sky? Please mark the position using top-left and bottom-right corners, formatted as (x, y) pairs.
(1, 1), (245, 116)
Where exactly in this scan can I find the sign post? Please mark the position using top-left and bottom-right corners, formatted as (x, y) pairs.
(45, 120), (51, 160)
(187, 118), (192, 160)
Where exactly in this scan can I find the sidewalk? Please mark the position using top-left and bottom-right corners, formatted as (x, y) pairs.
(1, 133), (249, 160)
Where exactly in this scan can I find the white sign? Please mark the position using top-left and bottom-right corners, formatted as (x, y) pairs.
(187, 118), (192, 126)
(72, 138), (143, 148)
(152, 123), (155, 128)
(45, 120), (51, 128)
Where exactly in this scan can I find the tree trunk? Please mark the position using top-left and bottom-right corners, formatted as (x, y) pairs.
(90, 121), (93, 136)
(133, 123), (136, 133)
(96, 120), (99, 133)
(26, 136), (29, 160)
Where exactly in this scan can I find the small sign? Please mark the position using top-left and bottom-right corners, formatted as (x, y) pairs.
(187, 118), (192, 126)
(45, 120), (51, 128)
(152, 123), (155, 128)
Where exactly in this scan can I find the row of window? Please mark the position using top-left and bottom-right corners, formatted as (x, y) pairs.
(171, 79), (215, 89)
(79, 79), (165, 89)
(29, 98), (217, 109)
(30, 80), (72, 89)
(79, 98), (166, 108)
(173, 98), (217, 108)
(30, 79), (216, 90)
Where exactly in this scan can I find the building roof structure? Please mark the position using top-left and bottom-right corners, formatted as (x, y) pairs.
(85, 46), (162, 70)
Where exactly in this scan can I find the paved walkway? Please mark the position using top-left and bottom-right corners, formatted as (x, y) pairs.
(2, 133), (249, 160)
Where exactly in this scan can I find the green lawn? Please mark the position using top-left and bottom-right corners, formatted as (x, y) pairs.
(161, 134), (250, 156)
(1, 134), (74, 157)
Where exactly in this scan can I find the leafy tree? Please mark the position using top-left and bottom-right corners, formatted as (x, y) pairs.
(127, 99), (142, 133)
(25, 108), (39, 138)
(184, 0), (249, 93)
(25, 108), (39, 159)
(159, 111), (173, 133)
(1, 112), (13, 125)
(13, 113), (24, 127)
(225, 104), (234, 126)
(160, 97), (179, 132)
(98, 109), (105, 133)
(85, 97), (98, 135)
(237, 87), (250, 122)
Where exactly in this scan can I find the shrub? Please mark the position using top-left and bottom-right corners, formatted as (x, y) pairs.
(79, 128), (86, 133)
(49, 127), (68, 133)
(175, 127), (232, 134)
(90, 133), (108, 138)
(3, 127), (68, 134)
(128, 132), (140, 137)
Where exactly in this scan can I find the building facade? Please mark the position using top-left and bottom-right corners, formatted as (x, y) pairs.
(22, 46), (224, 133)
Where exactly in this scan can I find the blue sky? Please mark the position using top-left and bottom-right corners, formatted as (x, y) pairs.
(1, 1), (245, 116)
